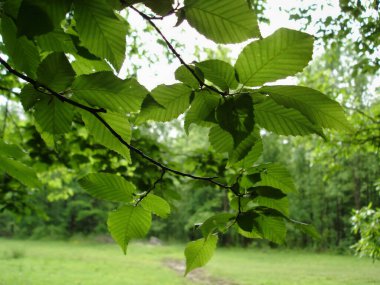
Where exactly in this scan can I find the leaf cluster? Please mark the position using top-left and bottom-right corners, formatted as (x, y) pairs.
(0, 0), (351, 274)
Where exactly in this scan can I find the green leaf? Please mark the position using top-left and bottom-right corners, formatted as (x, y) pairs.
(35, 123), (56, 149)
(216, 93), (254, 146)
(260, 85), (352, 131)
(184, 0), (260, 44)
(15, 0), (72, 38)
(228, 128), (261, 165)
(1, 16), (41, 78)
(143, 0), (174, 16)
(2, 0), (22, 19)
(81, 111), (131, 162)
(37, 52), (76, 92)
(19, 85), (44, 111)
(254, 213), (287, 244)
(36, 0), (73, 27)
(137, 84), (192, 123)
(235, 28), (313, 87)
(175, 65), (203, 89)
(72, 56), (112, 75)
(237, 211), (257, 232)
(34, 96), (74, 134)
(108, 205), (152, 254)
(209, 126), (234, 153)
(195, 60), (239, 91)
(78, 173), (135, 202)
(73, 72), (148, 113)
(184, 90), (219, 133)
(184, 235), (218, 275)
(140, 194), (171, 218)
(0, 155), (41, 188)
(237, 227), (262, 239)
(231, 138), (263, 168)
(237, 211), (287, 244)
(248, 163), (297, 194)
(254, 94), (324, 137)
(248, 186), (289, 216)
(16, 0), (54, 38)
(36, 29), (77, 53)
(0, 140), (26, 160)
(199, 213), (235, 237)
(74, 0), (128, 70)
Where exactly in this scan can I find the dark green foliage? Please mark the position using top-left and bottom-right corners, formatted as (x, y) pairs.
(0, 0), (356, 274)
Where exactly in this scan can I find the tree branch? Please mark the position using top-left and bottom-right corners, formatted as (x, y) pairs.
(0, 57), (232, 190)
(130, 6), (228, 97)
(0, 58), (106, 114)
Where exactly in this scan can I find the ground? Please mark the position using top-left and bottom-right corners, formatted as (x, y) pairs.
(0, 239), (379, 285)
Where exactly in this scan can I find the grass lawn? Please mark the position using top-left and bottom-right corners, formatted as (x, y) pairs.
(0, 239), (379, 285)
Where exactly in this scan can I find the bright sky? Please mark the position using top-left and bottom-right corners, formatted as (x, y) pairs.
(126, 0), (341, 90)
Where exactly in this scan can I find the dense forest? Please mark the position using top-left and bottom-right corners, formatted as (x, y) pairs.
(0, 0), (379, 272)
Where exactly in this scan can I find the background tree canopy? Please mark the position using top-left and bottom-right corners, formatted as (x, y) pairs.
(0, 0), (379, 273)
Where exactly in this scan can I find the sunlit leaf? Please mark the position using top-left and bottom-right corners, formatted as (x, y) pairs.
(140, 194), (171, 218)
(184, 0), (260, 43)
(137, 84), (192, 123)
(72, 56), (112, 75)
(73, 72), (148, 113)
(260, 85), (352, 131)
(108, 205), (152, 254)
(184, 235), (218, 275)
(200, 213), (235, 237)
(254, 94), (324, 137)
(79, 173), (135, 202)
(235, 28), (313, 86)
(195, 60), (239, 91)
(248, 163), (297, 194)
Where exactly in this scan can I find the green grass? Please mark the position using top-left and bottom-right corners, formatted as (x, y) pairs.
(0, 239), (379, 285)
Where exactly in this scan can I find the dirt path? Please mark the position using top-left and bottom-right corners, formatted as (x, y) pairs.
(162, 258), (239, 285)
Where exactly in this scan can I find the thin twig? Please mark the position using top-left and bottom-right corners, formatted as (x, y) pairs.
(0, 86), (19, 96)
(130, 6), (228, 97)
(135, 169), (166, 206)
(0, 57), (232, 190)
(344, 105), (378, 123)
